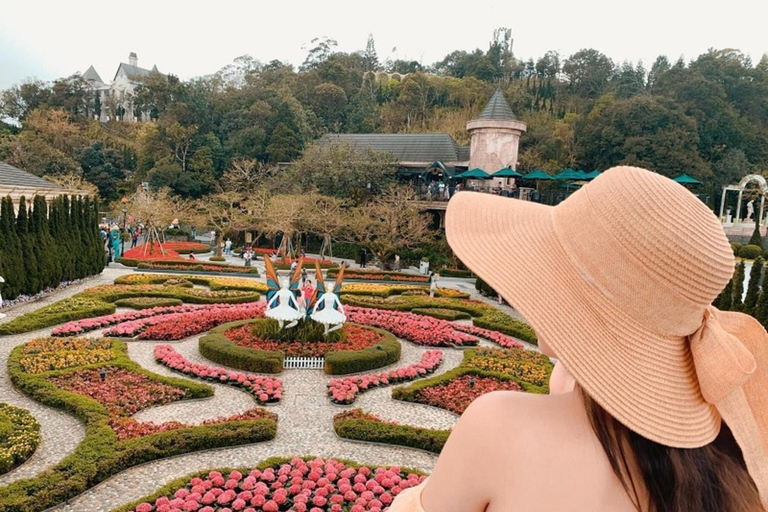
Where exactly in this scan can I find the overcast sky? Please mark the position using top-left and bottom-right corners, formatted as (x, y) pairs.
(1, 0), (767, 90)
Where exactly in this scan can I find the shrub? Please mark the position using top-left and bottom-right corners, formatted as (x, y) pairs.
(113, 297), (184, 309)
(0, 296), (116, 335)
(323, 328), (401, 375)
(732, 242), (743, 256)
(411, 307), (471, 321)
(732, 261), (746, 311)
(744, 257), (764, 315)
(739, 244), (763, 260)
(209, 255), (226, 262)
(439, 267), (473, 278)
(0, 339), (277, 512)
(333, 409), (449, 454)
(0, 404), (41, 475)
(199, 320), (284, 374)
(475, 276), (498, 298)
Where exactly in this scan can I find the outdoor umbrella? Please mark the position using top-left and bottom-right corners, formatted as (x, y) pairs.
(456, 168), (492, 179)
(582, 170), (601, 180)
(553, 168), (582, 180)
(492, 167), (523, 178)
(673, 174), (702, 186)
(521, 170), (553, 181)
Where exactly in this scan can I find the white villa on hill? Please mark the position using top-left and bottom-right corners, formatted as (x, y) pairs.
(81, 52), (162, 122)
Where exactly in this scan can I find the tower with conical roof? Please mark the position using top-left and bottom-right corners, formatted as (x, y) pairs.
(466, 87), (527, 174)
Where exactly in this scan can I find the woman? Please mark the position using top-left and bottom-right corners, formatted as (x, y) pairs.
(389, 166), (767, 512)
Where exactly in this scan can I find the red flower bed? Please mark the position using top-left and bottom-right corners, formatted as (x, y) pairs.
(225, 324), (383, 358)
(252, 247), (334, 265)
(104, 303), (266, 340)
(413, 374), (521, 414)
(127, 457), (426, 512)
(48, 367), (186, 416)
(451, 323), (524, 349)
(123, 242), (210, 262)
(110, 408), (277, 440)
(139, 262), (258, 274)
(155, 344), (282, 403)
(328, 350), (443, 404)
(345, 306), (477, 347)
(52, 304), (210, 336)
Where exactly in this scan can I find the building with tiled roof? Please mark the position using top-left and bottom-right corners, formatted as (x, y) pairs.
(80, 52), (163, 122)
(0, 161), (88, 211)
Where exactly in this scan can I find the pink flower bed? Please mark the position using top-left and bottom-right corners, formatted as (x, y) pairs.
(413, 375), (522, 415)
(104, 303), (266, 340)
(155, 344), (282, 404)
(451, 323), (523, 349)
(328, 351), (443, 405)
(52, 304), (210, 336)
(128, 457), (426, 512)
(345, 306), (477, 347)
(110, 408), (277, 440)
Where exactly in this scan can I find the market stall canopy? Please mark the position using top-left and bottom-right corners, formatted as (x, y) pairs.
(492, 167), (523, 178)
(522, 170), (553, 180)
(456, 168), (492, 179)
(673, 174), (702, 185)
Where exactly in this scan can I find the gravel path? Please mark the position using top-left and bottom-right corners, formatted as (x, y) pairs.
(0, 266), (529, 512)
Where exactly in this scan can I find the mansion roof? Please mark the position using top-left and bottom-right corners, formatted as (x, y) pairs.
(0, 161), (62, 190)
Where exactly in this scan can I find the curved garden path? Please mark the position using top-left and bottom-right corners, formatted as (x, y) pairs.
(0, 265), (526, 512)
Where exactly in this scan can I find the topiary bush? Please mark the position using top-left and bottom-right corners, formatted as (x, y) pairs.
(739, 244), (763, 260)
(323, 328), (400, 375)
(209, 256), (226, 262)
(333, 409), (449, 454)
(732, 242), (743, 256)
(199, 320), (284, 374)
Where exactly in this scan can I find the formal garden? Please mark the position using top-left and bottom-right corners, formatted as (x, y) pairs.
(0, 258), (554, 512)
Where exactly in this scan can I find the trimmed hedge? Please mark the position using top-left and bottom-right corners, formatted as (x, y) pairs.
(739, 244), (763, 260)
(0, 339), (277, 512)
(114, 274), (267, 292)
(731, 242), (743, 257)
(411, 308), (471, 321)
(113, 297), (184, 309)
(392, 349), (551, 407)
(438, 267), (473, 278)
(209, 255), (226, 262)
(0, 296), (116, 335)
(333, 410), (449, 454)
(199, 320), (284, 374)
(323, 327), (401, 375)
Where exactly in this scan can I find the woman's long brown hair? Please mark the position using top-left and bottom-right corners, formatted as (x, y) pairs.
(582, 391), (764, 512)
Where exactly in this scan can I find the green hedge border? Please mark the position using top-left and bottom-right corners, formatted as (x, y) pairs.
(411, 308), (471, 321)
(392, 349), (551, 409)
(199, 320), (401, 376)
(113, 297), (184, 309)
(108, 456), (426, 512)
(438, 268), (474, 278)
(0, 339), (277, 512)
(333, 411), (449, 454)
(0, 404), (41, 475)
(114, 274), (266, 292)
(0, 299), (116, 336)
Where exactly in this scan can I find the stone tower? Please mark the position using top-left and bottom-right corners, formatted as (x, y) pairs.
(467, 87), (526, 172)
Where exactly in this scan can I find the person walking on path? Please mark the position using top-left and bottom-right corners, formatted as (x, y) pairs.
(394, 254), (400, 271)
(243, 249), (252, 267)
(224, 238), (232, 255)
(429, 271), (439, 298)
(359, 248), (367, 268)
(131, 230), (138, 249)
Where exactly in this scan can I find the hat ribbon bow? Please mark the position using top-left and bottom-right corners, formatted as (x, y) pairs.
(689, 306), (768, 507)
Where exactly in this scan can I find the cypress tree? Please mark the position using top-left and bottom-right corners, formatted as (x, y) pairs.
(732, 261), (746, 312)
(744, 256), (764, 315)
(32, 196), (58, 289)
(756, 289), (768, 327)
(1, 197), (24, 298)
(718, 277), (734, 311)
(16, 196), (41, 294)
(748, 215), (763, 248)
(91, 197), (106, 274)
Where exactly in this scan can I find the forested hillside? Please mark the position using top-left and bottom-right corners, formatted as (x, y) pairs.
(1, 29), (767, 210)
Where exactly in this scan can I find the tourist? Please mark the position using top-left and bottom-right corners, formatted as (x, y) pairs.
(244, 249), (252, 267)
(188, 253), (196, 260)
(224, 238), (232, 255)
(394, 254), (400, 271)
(359, 248), (367, 268)
(302, 279), (314, 309)
(210, 230), (216, 247)
(438, 182), (445, 200)
(428, 271), (438, 298)
(443, 183), (450, 201)
(388, 166), (768, 512)
(130, 230), (138, 248)
(290, 260), (298, 272)
(301, 267), (308, 286)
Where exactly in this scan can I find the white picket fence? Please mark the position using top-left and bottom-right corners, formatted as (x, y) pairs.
(284, 357), (325, 370)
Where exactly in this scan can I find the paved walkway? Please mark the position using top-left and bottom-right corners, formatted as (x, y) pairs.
(0, 265), (531, 511)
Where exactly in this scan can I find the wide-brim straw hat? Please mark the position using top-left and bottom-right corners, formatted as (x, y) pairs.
(446, 166), (768, 504)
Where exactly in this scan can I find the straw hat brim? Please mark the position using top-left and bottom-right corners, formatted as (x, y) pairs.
(445, 191), (720, 448)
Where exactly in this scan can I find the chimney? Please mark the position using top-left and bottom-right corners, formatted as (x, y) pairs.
(129, 52), (138, 67)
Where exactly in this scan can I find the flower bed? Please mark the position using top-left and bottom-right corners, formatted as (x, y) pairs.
(0, 404), (41, 475)
(0, 295), (116, 335)
(155, 344), (283, 403)
(110, 408), (278, 441)
(226, 322), (384, 358)
(328, 351), (443, 404)
(105, 303), (266, 340)
(345, 306), (477, 347)
(452, 323), (524, 349)
(22, 337), (111, 353)
(53, 304), (211, 336)
(411, 374), (522, 414)
(137, 261), (260, 275)
(339, 283), (469, 299)
(1, 339), (277, 512)
(113, 297), (185, 309)
(114, 274), (267, 292)
(113, 457), (426, 512)
(333, 409), (449, 454)
(410, 307), (471, 321)
(122, 242), (211, 262)
(330, 268), (429, 283)
(464, 348), (551, 387)
(20, 349), (115, 374)
(49, 367), (187, 416)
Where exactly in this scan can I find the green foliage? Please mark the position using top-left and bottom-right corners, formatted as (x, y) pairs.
(199, 320), (284, 374)
(743, 257), (764, 315)
(438, 267), (473, 278)
(333, 410), (448, 454)
(0, 339), (277, 512)
(113, 297), (184, 309)
(252, 318), (346, 344)
(0, 403), (41, 475)
(714, 273), (734, 311)
(475, 276), (498, 299)
(732, 261), (746, 311)
(732, 242), (743, 256)
(209, 255), (226, 262)
(739, 244), (763, 260)
(411, 308), (471, 321)
(0, 296), (115, 335)
(749, 217), (763, 248)
(323, 329), (400, 375)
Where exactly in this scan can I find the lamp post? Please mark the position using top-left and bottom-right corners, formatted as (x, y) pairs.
(121, 207), (128, 257)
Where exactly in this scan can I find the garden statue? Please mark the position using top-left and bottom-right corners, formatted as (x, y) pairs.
(110, 225), (122, 259)
(264, 256), (304, 329)
(747, 200), (755, 222)
(0, 276), (5, 319)
(308, 262), (347, 335)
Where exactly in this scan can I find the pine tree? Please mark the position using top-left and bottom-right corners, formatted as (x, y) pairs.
(32, 196), (58, 289)
(744, 256), (763, 315)
(718, 277), (734, 311)
(1, 197), (24, 298)
(732, 261), (746, 311)
(16, 196), (42, 294)
(749, 214), (763, 248)
(756, 288), (768, 327)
